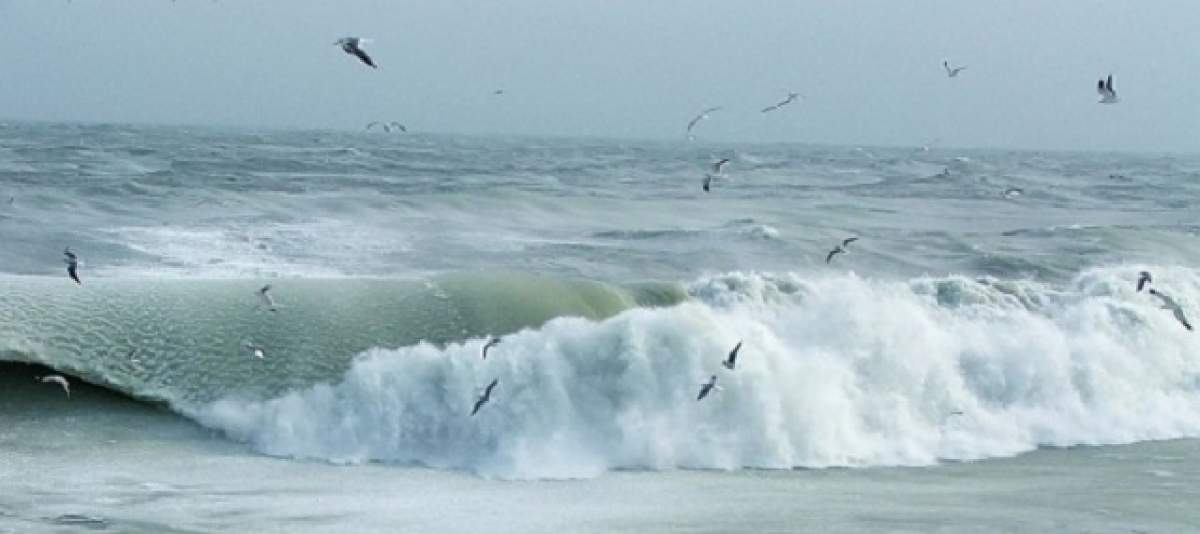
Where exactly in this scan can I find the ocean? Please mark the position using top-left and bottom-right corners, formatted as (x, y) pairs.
(1, 121), (1198, 532)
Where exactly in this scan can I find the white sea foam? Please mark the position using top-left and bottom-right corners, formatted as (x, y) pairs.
(193, 266), (1200, 479)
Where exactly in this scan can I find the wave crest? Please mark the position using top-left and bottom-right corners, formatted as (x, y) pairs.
(193, 266), (1200, 479)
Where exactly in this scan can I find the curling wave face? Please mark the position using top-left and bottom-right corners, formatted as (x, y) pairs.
(0, 272), (685, 405)
(193, 266), (1200, 479)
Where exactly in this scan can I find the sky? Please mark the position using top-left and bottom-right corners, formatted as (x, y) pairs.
(0, 0), (1196, 152)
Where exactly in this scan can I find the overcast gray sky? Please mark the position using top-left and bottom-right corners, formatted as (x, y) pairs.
(0, 0), (1196, 151)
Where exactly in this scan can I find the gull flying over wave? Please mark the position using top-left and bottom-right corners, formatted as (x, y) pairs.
(943, 60), (967, 78)
(40, 375), (70, 397)
(481, 337), (501, 359)
(471, 378), (499, 416)
(1137, 271), (1152, 292)
(826, 237), (858, 263)
(721, 341), (742, 370)
(686, 107), (722, 139)
(697, 374), (721, 401)
(703, 158), (731, 192)
(335, 37), (377, 69)
(1148, 289), (1192, 331)
(761, 92), (801, 113)
(1097, 74), (1118, 104)
(258, 285), (277, 312)
(64, 247), (81, 284)
(366, 121), (407, 133)
(244, 342), (266, 359)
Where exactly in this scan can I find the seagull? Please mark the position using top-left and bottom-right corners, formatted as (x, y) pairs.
(481, 337), (501, 359)
(686, 107), (722, 138)
(63, 248), (81, 284)
(244, 342), (266, 359)
(1003, 187), (1024, 199)
(721, 341), (742, 370)
(1097, 74), (1118, 104)
(1137, 271), (1152, 292)
(943, 60), (967, 78)
(761, 92), (801, 113)
(335, 37), (377, 69)
(40, 375), (70, 397)
(257, 285), (277, 312)
(948, 410), (965, 416)
(702, 158), (731, 192)
(1148, 289), (1192, 331)
(471, 378), (499, 416)
(825, 237), (859, 264)
(697, 374), (721, 401)
(493, 89), (505, 96)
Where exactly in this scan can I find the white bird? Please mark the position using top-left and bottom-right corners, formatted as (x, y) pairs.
(244, 342), (266, 359)
(761, 92), (802, 113)
(686, 107), (722, 138)
(1148, 289), (1192, 331)
(257, 285), (277, 312)
(335, 37), (377, 69)
(40, 375), (70, 397)
(1003, 187), (1024, 199)
(703, 158), (731, 192)
(826, 237), (859, 263)
(943, 60), (967, 78)
(697, 374), (721, 401)
(1097, 74), (1118, 104)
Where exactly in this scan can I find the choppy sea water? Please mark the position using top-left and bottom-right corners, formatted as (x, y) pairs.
(1, 122), (1199, 532)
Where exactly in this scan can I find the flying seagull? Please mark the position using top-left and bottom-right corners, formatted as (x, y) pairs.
(471, 378), (499, 416)
(1148, 289), (1192, 331)
(1137, 271), (1152, 292)
(703, 158), (731, 192)
(697, 374), (721, 401)
(1003, 187), (1024, 199)
(481, 337), (501, 359)
(826, 237), (859, 264)
(1097, 74), (1118, 104)
(761, 92), (801, 113)
(943, 60), (967, 78)
(63, 248), (81, 284)
(721, 341), (742, 370)
(686, 107), (722, 138)
(257, 285), (277, 312)
(335, 37), (377, 69)
(40, 375), (70, 397)
(244, 342), (266, 359)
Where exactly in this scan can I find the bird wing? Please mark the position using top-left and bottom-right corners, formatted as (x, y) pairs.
(686, 115), (703, 132)
(67, 265), (80, 284)
(366, 121), (381, 130)
(702, 175), (712, 192)
(1097, 79), (1106, 95)
(1106, 75), (1114, 92)
(943, 61), (952, 75)
(728, 341), (742, 365)
(471, 399), (485, 416)
(826, 249), (840, 263)
(842, 237), (859, 247)
(352, 48), (377, 68)
(761, 104), (778, 113)
(485, 379), (499, 396)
